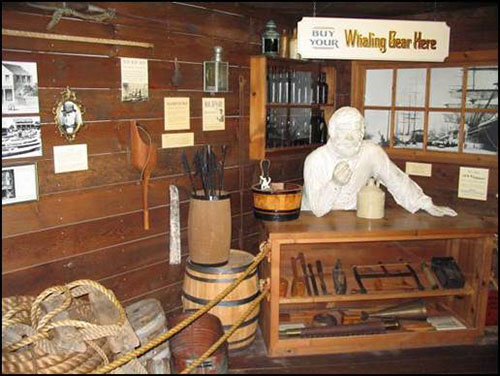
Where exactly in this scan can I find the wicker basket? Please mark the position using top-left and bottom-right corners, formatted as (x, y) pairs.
(2, 280), (126, 374)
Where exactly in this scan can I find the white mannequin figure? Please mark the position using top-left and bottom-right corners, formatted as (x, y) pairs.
(301, 106), (457, 218)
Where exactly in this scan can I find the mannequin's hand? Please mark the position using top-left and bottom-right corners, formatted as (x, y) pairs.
(332, 161), (352, 186)
(423, 203), (457, 217)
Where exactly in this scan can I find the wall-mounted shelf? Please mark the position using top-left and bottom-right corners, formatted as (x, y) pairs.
(249, 56), (337, 160)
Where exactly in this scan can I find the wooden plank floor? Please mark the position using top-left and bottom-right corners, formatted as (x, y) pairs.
(228, 327), (498, 374)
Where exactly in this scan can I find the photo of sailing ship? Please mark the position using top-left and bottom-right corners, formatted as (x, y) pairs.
(462, 66), (497, 154)
(2, 116), (42, 159)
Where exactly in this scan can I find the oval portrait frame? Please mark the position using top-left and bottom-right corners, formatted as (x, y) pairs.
(52, 87), (86, 143)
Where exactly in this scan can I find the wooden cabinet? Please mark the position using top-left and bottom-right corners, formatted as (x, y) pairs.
(259, 208), (496, 357)
(249, 56), (337, 160)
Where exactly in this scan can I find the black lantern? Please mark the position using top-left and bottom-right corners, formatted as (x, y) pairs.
(261, 20), (280, 56)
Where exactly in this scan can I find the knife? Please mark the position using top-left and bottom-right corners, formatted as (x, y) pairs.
(297, 252), (312, 296)
(316, 260), (328, 295)
(307, 263), (319, 296)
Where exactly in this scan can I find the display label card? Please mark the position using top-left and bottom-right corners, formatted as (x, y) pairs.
(202, 98), (225, 131)
(120, 57), (149, 102)
(53, 144), (88, 174)
(458, 166), (489, 201)
(161, 133), (194, 148)
(164, 97), (190, 130)
(405, 162), (432, 177)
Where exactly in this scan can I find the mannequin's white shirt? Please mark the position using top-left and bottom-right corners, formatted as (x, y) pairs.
(301, 139), (433, 217)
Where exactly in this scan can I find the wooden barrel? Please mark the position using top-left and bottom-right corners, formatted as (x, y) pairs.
(188, 192), (231, 265)
(182, 249), (260, 350)
(169, 312), (227, 374)
(252, 182), (302, 221)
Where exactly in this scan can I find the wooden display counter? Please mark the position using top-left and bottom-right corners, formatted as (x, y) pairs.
(258, 208), (497, 357)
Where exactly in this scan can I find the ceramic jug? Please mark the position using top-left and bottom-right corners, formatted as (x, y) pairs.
(356, 178), (385, 219)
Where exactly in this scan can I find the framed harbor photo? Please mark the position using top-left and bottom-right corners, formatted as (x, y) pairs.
(2, 116), (42, 159)
(2, 163), (39, 205)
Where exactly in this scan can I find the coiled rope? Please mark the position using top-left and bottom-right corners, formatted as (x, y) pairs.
(92, 241), (271, 374)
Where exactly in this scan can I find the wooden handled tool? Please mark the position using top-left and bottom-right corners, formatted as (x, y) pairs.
(297, 253), (312, 296)
(307, 263), (320, 296)
(291, 257), (306, 297)
(316, 260), (328, 295)
(421, 261), (439, 290)
(279, 277), (289, 297)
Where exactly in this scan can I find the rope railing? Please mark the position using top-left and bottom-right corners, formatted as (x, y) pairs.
(92, 241), (271, 374)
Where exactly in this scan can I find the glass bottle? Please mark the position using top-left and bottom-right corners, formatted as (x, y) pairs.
(279, 29), (289, 58)
(319, 109), (328, 143)
(277, 69), (283, 103)
(290, 70), (296, 104)
(296, 72), (302, 104)
(269, 67), (277, 104)
(314, 73), (321, 105)
(288, 28), (298, 59)
(320, 72), (329, 104)
(283, 69), (290, 104)
(310, 110), (320, 143)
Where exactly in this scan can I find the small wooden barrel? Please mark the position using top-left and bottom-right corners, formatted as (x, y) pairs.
(182, 249), (260, 350)
(125, 298), (170, 373)
(188, 192), (231, 265)
(169, 312), (227, 374)
(252, 182), (302, 221)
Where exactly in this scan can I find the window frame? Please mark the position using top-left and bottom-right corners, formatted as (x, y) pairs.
(351, 49), (498, 167)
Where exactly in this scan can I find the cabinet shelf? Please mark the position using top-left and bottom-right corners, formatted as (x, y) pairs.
(279, 283), (474, 304)
(249, 55), (337, 160)
(260, 208), (496, 357)
(266, 103), (334, 108)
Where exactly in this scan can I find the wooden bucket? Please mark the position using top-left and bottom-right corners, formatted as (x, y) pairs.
(169, 312), (227, 374)
(251, 182), (302, 221)
(188, 192), (231, 265)
(182, 249), (260, 350)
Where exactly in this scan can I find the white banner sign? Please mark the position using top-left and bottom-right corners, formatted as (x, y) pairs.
(298, 17), (450, 62)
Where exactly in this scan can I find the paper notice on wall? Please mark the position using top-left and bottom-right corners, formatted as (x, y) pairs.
(164, 97), (190, 130)
(120, 57), (149, 102)
(162, 132), (194, 148)
(458, 166), (489, 201)
(202, 97), (225, 131)
(53, 144), (88, 173)
(405, 162), (432, 177)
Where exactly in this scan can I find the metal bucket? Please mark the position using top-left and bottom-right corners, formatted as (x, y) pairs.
(169, 312), (228, 374)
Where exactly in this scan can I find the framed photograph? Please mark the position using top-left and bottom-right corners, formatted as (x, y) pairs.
(53, 87), (85, 142)
(2, 116), (42, 159)
(2, 163), (39, 205)
(2, 61), (40, 114)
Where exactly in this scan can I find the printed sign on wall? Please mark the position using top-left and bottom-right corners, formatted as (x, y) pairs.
(297, 17), (450, 62)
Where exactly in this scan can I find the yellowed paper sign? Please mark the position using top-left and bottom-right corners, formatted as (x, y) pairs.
(164, 97), (190, 130)
(162, 133), (194, 148)
(458, 166), (489, 201)
(53, 144), (88, 174)
(202, 97), (225, 131)
(405, 162), (432, 177)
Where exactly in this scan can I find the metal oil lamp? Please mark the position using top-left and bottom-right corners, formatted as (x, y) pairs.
(262, 20), (280, 56)
(203, 46), (229, 93)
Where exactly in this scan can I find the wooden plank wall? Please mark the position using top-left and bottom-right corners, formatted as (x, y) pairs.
(1, 2), (296, 314)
